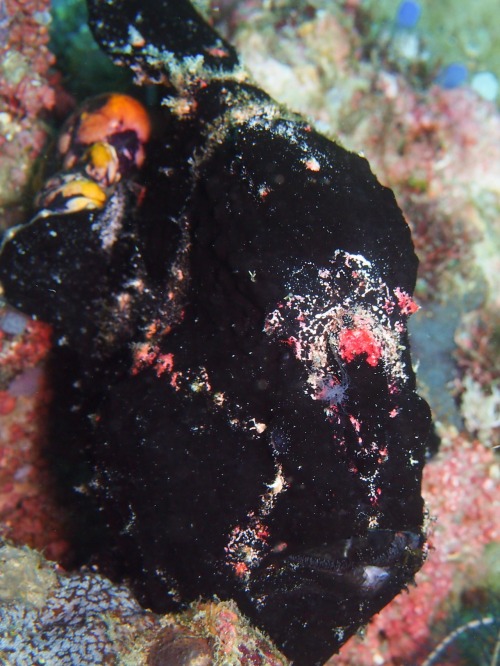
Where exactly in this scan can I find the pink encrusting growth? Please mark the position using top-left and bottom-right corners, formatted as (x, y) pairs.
(131, 343), (175, 378)
(0, 307), (69, 563)
(394, 287), (420, 316)
(0, 0), (63, 226)
(264, 251), (419, 413)
(338, 327), (382, 366)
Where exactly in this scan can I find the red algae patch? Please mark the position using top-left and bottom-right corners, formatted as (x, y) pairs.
(0, 307), (70, 562)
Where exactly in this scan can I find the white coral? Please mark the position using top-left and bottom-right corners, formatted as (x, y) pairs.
(461, 375), (500, 447)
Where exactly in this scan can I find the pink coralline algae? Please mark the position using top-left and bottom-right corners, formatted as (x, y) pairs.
(0, 0), (57, 224)
(338, 328), (382, 367)
(0, 305), (70, 562)
(341, 83), (500, 308)
(0, 307), (51, 384)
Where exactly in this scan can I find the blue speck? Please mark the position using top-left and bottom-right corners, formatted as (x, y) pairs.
(396, 1), (421, 29)
(436, 63), (468, 89)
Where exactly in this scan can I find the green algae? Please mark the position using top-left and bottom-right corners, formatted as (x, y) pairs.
(50, 0), (132, 100)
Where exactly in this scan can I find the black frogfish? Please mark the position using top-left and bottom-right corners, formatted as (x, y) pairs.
(0, 1), (434, 664)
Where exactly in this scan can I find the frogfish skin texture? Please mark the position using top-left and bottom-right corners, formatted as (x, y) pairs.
(0, 1), (434, 664)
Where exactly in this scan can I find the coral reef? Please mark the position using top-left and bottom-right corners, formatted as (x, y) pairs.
(0, 305), (70, 562)
(0, 0), (498, 664)
(0, 0), (58, 227)
(0, 542), (287, 665)
(363, 0), (500, 94)
(0, 542), (158, 664)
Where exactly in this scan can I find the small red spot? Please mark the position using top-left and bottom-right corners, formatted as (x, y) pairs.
(256, 526), (269, 540)
(383, 298), (395, 314)
(0, 391), (16, 415)
(272, 541), (288, 554)
(394, 287), (419, 316)
(205, 47), (230, 58)
(131, 343), (159, 375)
(338, 328), (382, 366)
(282, 336), (301, 357)
(233, 561), (249, 578)
(155, 352), (174, 377)
(349, 414), (361, 432)
(304, 157), (320, 171)
(170, 372), (181, 390)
